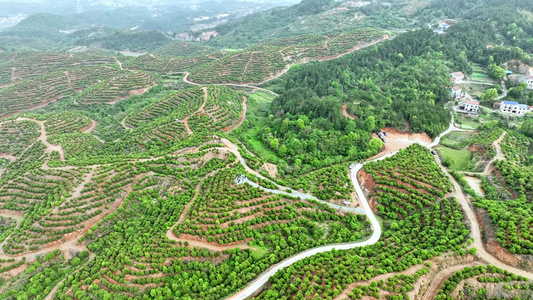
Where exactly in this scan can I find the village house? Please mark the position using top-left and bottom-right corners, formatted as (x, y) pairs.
(451, 72), (465, 82)
(500, 100), (528, 116)
(519, 75), (533, 89)
(458, 100), (479, 114)
(451, 86), (462, 100)
(439, 22), (450, 30)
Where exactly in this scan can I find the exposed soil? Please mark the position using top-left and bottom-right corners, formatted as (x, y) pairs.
(421, 261), (482, 300)
(368, 127), (432, 160)
(334, 264), (425, 300)
(464, 175), (485, 196)
(79, 119), (97, 133)
(261, 162), (278, 178)
(17, 117), (66, 161)
(341, 103), (355, 120)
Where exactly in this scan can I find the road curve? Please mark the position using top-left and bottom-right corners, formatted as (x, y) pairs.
(224, 117), (459, 300)
(225, 113), (533, 299)
(225, 162), (382, 300)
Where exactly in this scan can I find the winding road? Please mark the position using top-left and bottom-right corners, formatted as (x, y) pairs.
(224, 115), (533, 299)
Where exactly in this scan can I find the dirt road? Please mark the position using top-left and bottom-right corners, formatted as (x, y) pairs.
(183, 86), (208, 135)
(16, 117), (66, 161)
(223, 96), (247, 133)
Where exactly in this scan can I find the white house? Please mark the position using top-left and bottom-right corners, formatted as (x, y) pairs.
(451, 86), (462, 100)
(451, 72), (465, 82)
(519, 76), (533, 89)
(458, 100), (479, 114)
(500, 100), (528, 116)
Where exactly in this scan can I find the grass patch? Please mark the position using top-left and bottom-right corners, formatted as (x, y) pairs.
(250, 244), (270, 259)
(436, 146), (472, 171)
(440, 131), (478, 149)
(236, 92), (285, 165)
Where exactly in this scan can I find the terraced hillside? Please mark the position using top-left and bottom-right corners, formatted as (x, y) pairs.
(187, 86), (245, 133)
(363, 144), (452, 219)
(0, 51), (116, 85)
(123, 54), (217, 73)
(75, 70), (154, 104)
(0, 66), (122, 118)
(0, 120), (40, 156)
(123, 28), (386, 85)
(189, 28), (386, 84)
(125, 87), (205, 128)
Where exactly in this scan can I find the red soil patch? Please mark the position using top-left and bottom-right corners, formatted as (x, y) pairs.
(341, 103), (355, 120)
(368, 127), (432, 160)
(357, 168), (377, 213)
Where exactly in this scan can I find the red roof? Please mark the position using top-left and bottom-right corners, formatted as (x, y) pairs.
(452, 86), (461, 90)
(453, 72), (464, 77)
(450, 77), (457, 82)
(466, 100), (479, 105)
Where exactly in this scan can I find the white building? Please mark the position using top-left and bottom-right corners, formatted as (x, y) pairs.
(500, 101), (528, 116)
(451, 72), (465, 82)
(451, 86), (462, 100)
(519, 76), (533, 89)
(458, 100), (479, 114)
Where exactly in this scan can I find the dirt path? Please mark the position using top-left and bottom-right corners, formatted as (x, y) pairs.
(434, 154), (533, 280)
(121, 117), (133, 130)
(222, 96), (247, 133)
(242, 52), (255, 79)
(64, 71), (73, 90)
(80, 119), (97, 134)
(460, 131), (506, 177)
(68, 166), (96, 201)
(341, 103), (355, 120)
(114, 57), (124, 70)
(43, 253), (95, 300)
(421, 262), (483, 300)
(183, 86), (208, 135)
(16, 117), (66, 161)
(165, 180), (254, 251)
(182, 72), (279, 96)
(334, 264), (425, 300)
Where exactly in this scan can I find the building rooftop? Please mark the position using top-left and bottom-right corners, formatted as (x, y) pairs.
(466, 100), (479, 105)
(502, 100), (519, 105)
(518, 104), (528, 109)
(452, 86), (461, 90)
(452, 72), (464, 77)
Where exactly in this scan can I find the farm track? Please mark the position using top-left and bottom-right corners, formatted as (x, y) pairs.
(114, 57), (124, 70)
(341, 103), (355, 120)
(421, 262), (483, 300)
(17, 117), (66, 161)
(222, 96), (247, 133)
(460, 130), (507, 176)
(183, 86), (208, 135)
